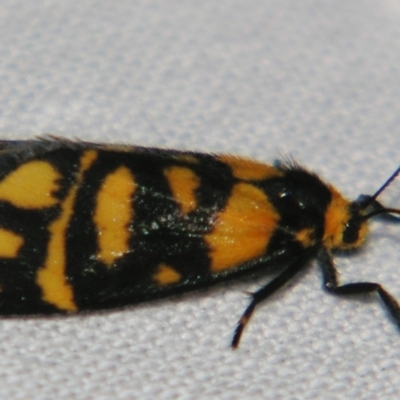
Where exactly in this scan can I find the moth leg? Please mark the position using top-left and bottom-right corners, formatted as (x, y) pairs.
(232, 258), (307, 348)
(318, 247), (400, 328)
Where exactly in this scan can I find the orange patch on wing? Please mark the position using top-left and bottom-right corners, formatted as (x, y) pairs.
(0, 161), (61, 208)
(218, 155), (283, 181)
(0, 228), (24, 258)
(164, 166), (200, 214)
(36, 150), (98, 312)
(153, 263), (182, 285)
(94, 166), (136, 266)
(205, 183), (280, 272)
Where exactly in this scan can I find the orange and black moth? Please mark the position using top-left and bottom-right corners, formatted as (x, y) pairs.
(0, 138), (399, 348)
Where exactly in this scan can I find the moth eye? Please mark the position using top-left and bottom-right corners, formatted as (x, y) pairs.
(342, 220), (359, 244)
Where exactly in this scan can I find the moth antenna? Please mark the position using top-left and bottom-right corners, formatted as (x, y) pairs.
(368, 166), (400, 204)
(359, 166), (400, 220)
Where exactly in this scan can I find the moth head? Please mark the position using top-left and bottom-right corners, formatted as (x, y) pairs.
(345, 166), (400, 247)
(324, 166), (400, 250)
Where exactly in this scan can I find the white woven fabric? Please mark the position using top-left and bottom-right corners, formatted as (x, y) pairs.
(0, 1), (400, 399)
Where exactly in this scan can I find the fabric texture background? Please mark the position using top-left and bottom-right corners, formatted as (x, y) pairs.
(0, 1), (400, 399)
